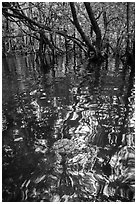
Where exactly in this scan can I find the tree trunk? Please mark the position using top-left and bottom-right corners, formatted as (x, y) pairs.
(126, 2), (129, 54)
(84, 2), (102, 54)
(70, 2), (96, 53)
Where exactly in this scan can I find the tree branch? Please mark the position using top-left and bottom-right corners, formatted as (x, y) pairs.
(2, 2), (88, 52)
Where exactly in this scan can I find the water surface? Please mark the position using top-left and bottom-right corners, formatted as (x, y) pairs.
(2, 54), (135, 202)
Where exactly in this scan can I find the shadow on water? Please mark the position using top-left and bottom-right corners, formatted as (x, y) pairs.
(2, 53), (135, 202)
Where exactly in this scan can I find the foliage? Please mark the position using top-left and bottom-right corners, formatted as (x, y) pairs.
(2, 2), (135, 58)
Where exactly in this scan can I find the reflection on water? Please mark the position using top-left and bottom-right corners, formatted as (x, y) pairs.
(2, 54), (135, 202)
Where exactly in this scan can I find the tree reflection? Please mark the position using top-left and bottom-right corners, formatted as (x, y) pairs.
(2, 54), (135, 201)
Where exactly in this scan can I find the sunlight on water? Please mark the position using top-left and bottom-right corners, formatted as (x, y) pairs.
(2, 54), (135, 202)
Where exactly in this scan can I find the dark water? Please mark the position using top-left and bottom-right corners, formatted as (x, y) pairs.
(2, 54), (135, 202)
